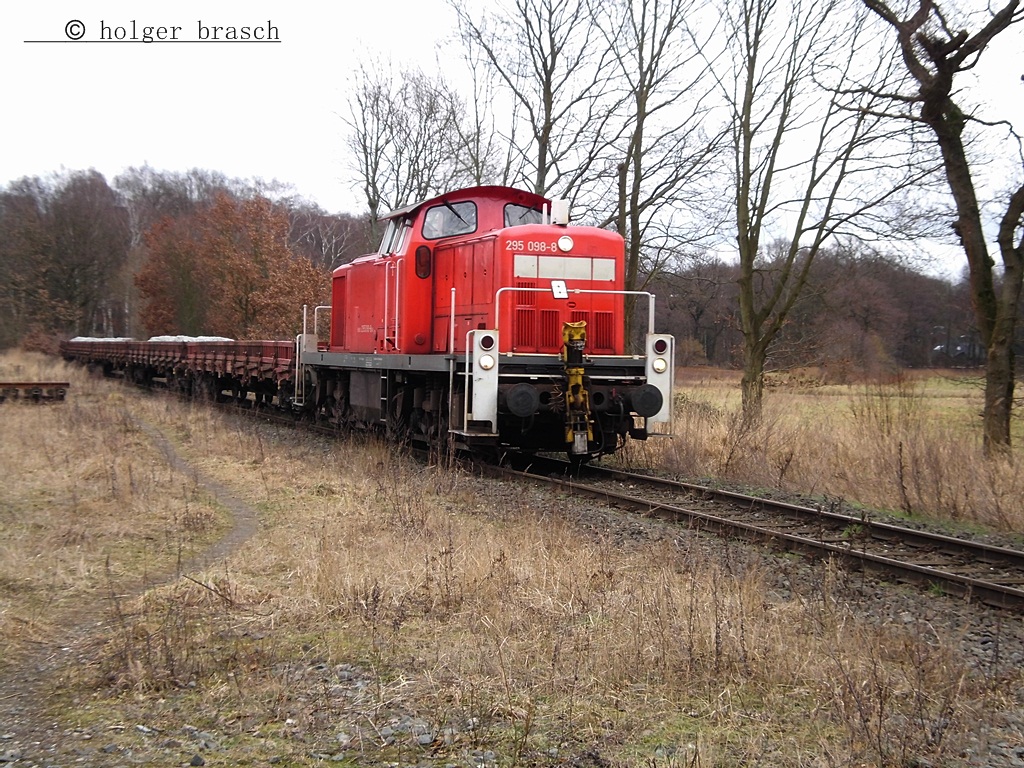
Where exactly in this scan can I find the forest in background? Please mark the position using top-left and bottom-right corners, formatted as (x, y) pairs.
(0, 164), (1002, 378)
(0, 166), (373, 348)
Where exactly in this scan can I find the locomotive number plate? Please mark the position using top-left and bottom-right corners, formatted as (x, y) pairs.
(505, 240), (559, 253)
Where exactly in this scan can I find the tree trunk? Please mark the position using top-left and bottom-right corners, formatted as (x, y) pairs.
(740, 338), (766, 423)
(977, 232), (1021, 455)
(985, 185), (1024, 453)
(927, 104), (1021, 454)
(618, 162), (639, 347)
(983, 343), (1014, 452)
(861, 0), (1024, 455)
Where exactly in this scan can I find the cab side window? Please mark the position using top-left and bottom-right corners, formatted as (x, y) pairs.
(378, 217), (412, 255)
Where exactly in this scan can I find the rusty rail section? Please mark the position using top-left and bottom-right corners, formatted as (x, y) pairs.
(0, 381), (70, 403)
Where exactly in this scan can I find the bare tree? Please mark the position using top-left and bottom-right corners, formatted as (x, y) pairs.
(114, 166), (216, 336)
(589, 0), (728, 339)
(716, 0), (929, 418)
(653, 251), (736, 363)
(450, 0), (619, 202)
(862, 0), (1024, 454)
(343, 63), (476, 238)
(47, 170), (130, 336)
(452, 48), (511, 187)
(0, 178), (68, 346)
(287, 204), (374, 271)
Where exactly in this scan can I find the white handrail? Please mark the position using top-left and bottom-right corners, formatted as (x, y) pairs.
(382, 261), (401, 351)
(463, 330), (474, 429)
(312, 305), (331, 338)
(293, 334), (304, 407)
(383, 262), (390, 349)
(392, 263), (401, 349)
(447, 288), (456, 433)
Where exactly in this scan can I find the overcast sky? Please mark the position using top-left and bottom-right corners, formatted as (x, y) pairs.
(1, 0), (458, 214)
(1, 1), (1021, 225)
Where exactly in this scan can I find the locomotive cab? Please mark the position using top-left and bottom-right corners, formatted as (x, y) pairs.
(302, 186), (674, 461)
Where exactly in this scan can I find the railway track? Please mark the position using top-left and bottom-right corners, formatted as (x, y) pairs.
(490, 456), (1024, 612)
(124, 377), (1024, 612)
(0, 381), (69, 403)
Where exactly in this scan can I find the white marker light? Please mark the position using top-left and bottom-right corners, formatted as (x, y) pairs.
(557, 235), (574, 252)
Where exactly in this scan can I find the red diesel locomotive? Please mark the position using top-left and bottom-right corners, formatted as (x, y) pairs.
(62, 185), (674, 461)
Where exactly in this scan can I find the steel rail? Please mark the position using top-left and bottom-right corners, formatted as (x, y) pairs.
(585, 464), (1024, 568)
(491, 459), (1024, 612)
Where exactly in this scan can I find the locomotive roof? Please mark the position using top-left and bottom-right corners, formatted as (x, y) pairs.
(381, 186), (551, 221)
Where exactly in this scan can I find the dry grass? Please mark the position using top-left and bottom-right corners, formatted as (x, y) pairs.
(80, 433), (993, 767)
(0, 351), (227, 657)
(635, 367), (1024, 533)
(4, 351), (1022, 767)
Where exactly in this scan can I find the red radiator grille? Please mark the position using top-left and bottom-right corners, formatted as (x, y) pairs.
(540, 310), (560, 350)
(516, 281), (537, 306)
(515, 308), (535, 349)
(568, 310), (614, 351)
(593, 311), (614, 351)
(512, 292), (615, 353)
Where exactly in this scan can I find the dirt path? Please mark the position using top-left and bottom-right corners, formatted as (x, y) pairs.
(0, 419), (259, 766)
